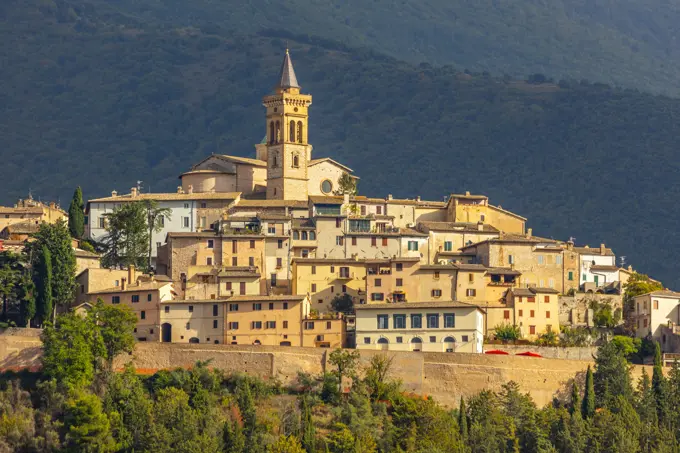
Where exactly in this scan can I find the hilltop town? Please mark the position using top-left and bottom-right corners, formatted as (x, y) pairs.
(0, 51), (672, 356)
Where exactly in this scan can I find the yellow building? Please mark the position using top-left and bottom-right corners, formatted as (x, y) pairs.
(301, 315), (347, 348)
(159, 299), (225, 344)
(418, 221), (500, 264)
(0, 196), (66, 231)
(292, 258), (367, 312)
(414, 265), (457, 301)
(445, 193), (526, 234)
(354, 301), (485, 353)
(224, 295), (309, 346)
(365, 258), (421, 303)
(506, 287), (560, 339)
(75, 267), (130, 307)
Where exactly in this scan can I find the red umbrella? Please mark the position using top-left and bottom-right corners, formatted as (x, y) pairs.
(484, 349), (510, 355)
(516, 351), (543, 358)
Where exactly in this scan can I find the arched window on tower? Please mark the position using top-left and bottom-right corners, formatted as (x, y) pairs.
(269, 121), (275, 144)
(289, 120), (295, 143)
(292, 154), (299, 168)
(272, 152), (278, 168)
(297, 121), (303, 144)
(275, 121), (281, 143)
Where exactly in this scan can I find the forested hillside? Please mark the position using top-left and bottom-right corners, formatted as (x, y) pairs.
(3, 0), (680, 287)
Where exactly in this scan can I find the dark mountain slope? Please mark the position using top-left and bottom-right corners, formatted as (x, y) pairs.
(2, 0), (680, 287)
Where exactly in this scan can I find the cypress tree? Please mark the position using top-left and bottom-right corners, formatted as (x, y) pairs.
(458, 396), (468, 438)
(301, 396), (316, 453)
(35, 246), (52, 326)
(68, 186), (85, 239)
(223, 418), (245, 453)
(582, 365), (595, 419)
(570, 381), (580, 416)
(652, 341), (670, 426)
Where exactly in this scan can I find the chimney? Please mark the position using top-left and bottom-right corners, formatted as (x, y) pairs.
(121, 277), (126, 290)
(416, 196), (421, 202)
(177, 186), (183, 194)
(387, 194), (393, 201)
(49, 202), (55, 209)
(477, 221), (484, 231)
(600, 244), (606, 255)
(128, 265), (136, 285)
(130, 187), (138, 198)
(187, 185), (193, 194)
(111, 190), (118, 197)
(566, 240), (574, 251)
(628, 265), (633, 271)
(526, 228), (532, 238)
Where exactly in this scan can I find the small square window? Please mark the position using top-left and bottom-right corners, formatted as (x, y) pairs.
(363, 337), (371, 344)
(429, 336), (436, 343)
(396, 336), (403, 343)
(188, 305), (193, 313)
(164, 306), (169, 313)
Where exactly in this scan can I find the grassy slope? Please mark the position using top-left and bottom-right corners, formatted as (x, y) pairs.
(2, 0), (680, 287)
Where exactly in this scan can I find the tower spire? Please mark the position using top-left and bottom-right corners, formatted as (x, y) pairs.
(276, 49), (300, 90)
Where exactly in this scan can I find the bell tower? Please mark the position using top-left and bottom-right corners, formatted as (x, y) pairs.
(263, 49), (313, 200)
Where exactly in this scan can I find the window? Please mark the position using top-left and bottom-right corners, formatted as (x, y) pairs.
(184, 203), (190, 209)
(509, 255), (514, 265)
(269, 302), (274, 310)
(182, 217), (190, 228)
(266, 321), (276, 329)
(213, 320), (218, 329)
(556, 255), (563, 265)
(444, 313), (455, 328)
(407, 241), (418, 251)
(644, 319), (648, 327)
(278, 240), (283, 249)
(147, 294), (152, 302)
(225, 282), (232, 291)
(186, 323), (190, 330)
(207, 239), (214, 249)
(377, 206), (382, 215)
(377, 315), (389, 329)
(342, 285), (347, 293)
(336, 236), (344, 246)
(466, 289), (476, 297)
(310, 231), (316, 240)
(351, 237), (357, 246)
(537, 255), (544, 265)
(382, 237), (388, 246)
(326, 321), (332, 329)
(213, 304), (218, 316)
(252, 321), (262, 329)
(99, 217), (105, 228)
(364, 337), (371, 344)
(283, 321), (288, 328)
(268, 226), (276, 234)
(293, 230), (299, 240)
(462, 335), (469, 342)
(207, 257), (213, 266)
(253, 303), (262, 311)
(131, 295), (139, 303)
(321, 180), (333, 194)
(653, 300), (660, 310)
(115, 280), (119, 287)
(188, 305), (193, 313)
(529, 325), (536, 335)
(276, 258), (283, 268)
(394, 315), (406, 329)
(336, 218), (342, 228)
(504, 310), (510, 320)
(283, 302), (288, 309)
(396, 336), (403, 343)
(548, 279), (554, 288)
(468, 273), (474, 283)
(140, 311), (146, 320)
(311, 284), (317, 292)
(232, 257), (238, 266)
(112, 296), (120, 304)
(375, 278), (382, 287)
(434, 271), (440, 279)
(519, 310), (523, 317)
(568, 271), (574, 281)
(305, 321), (315, 330)
(292, 154), (299, 168)
(427, 314), (439, 328)
(546, 311), (551, 319)
(582, 273), (587, 281)
(431, 289), (442, 298)
(360, 206), (366, 215)
(371, 293), (384, 301)
(228, 322), (239, 330)
(301, 231), (308, 240)
(396, 278), (403, 287)
(444, 241), (453, 252)
(530, 310), (535, 318)
(229, 304), (238, 311)
(164, 306), (170, 313)
(527, 296), (536, 303)
(248, 257), (254, 267)
(339, 266), (350, 278)
(411, 314), (422, 329)
(544, 296), (550, 303)
(396, 263), (403, 271)
(330, 286), (335, 293)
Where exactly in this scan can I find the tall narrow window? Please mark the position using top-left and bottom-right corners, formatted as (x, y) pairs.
(290, 120), (295, 142)
(297, 121), (303, 143)
(269, 121), (275, 144)
(293, 154), (299, 168)
(275, 121), (281, 143)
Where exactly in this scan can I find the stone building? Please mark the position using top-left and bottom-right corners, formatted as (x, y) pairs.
(0, 195), (66, 231)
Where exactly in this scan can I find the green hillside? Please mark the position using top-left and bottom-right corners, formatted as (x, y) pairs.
(45, 0), (680, 95)
(2, 0), (680, 288)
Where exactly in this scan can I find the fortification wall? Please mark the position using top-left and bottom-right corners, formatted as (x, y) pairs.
(0, 336), (653, 408)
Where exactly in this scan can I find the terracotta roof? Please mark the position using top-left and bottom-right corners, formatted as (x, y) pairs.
(511, 287), (559, 296)
(3, 222), (40, 234)
(454, 264), (489, 271)
(153, 274), (173, 282)
(293, 258), (364, 265)
(448, 193), (489, 200)
(309, 195), (343, 205)
(435, 251), (476, 257)
(218, 266), (261, 278)
(399, 227), (429, 237)
(590, 265), (619, 272)
(167, 232), (219, 239)
(88, 280), (172, 295)
(292, 218), (316, 229)
(89, 192), (241, 203)
(74, 248), (99, 258)
(461, 234), (558, 250)
(0, 207), (43, 214)
(488, 204), (527, 221)
(162, 298), (229, 304)
(235, 200), (308, 208)
(226, 295), (307, 302)
(486, 267), (521, 276)
(385, 198), (447, 208)
(638, 290), (680, 298)
(257, 213), (292, 221)
(419, 221), (499, 233)
(308, 158), (354, 173)
(418, 264), (457, 271)
(179, 169), (234, 177)
(213, 154), (267, 167)
(573, 246), (615, 257)
(355, 301), (485, 311)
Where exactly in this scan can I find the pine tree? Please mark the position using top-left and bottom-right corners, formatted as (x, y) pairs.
(68, 186), (85, 239)
(17, 271), (35, 327)
(458, 396), (468, 438)
(570, 381), (580, 416)
(35, 246), (52, 326)
(223, 418), (246, 453)
(652, 341), (670, 427)
(300, 396), (316, 453)
(636, 368), (657, 425)
(582, 365), (595, 419)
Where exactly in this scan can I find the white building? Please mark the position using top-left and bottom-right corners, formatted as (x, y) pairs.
(633, 291), (680, 346)
(86, 188), (240, 266)
(354, 301), (484, 353)
(574, 244), (618, 289)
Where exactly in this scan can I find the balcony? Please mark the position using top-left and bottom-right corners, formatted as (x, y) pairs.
(292, 238), (318, 248)
(368, 267), (391, 275)
(335, 270), (354, 280)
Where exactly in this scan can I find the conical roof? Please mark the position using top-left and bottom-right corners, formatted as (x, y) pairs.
(276, 49), (300, 90)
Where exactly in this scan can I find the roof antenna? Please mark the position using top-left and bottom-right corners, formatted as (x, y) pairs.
(137, 180), (143, 193)
(619, 256), (626, 267)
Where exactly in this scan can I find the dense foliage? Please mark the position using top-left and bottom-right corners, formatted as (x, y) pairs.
(4, 0), (680, 288)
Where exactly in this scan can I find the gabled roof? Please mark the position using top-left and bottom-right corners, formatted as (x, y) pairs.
(635, 290), (680, 299)
(2, 221), (39, 234)
(212, 154), (267, 167)
(277, 49), (300, 89)
(511, 287), (560, 296)
(573, 246), (615, 257)
(355, 301), (485, 312)
(89, 192), (241, 203)
(309, 195), (343, 205)
(308, 158), (354, 173)
(418, 221), (499, 234)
